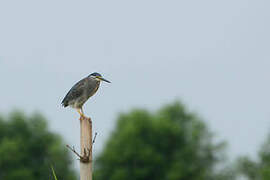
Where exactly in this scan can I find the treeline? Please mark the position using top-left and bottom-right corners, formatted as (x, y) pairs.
(0, 101), (269, 180)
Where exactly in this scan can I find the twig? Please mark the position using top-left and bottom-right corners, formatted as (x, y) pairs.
(66, 144), (91, 163)
(93, 132), (98, 144)
(66, 145), (82, 159)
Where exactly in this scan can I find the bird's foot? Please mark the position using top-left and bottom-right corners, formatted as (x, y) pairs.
(79, 114), (90, 121)
(77, 109), (88, 120)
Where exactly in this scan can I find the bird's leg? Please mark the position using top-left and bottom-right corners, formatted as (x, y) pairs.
(76, 108), (85, 118)
(80, 108), (85, 117)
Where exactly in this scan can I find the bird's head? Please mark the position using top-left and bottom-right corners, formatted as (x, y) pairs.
(89, 72), (111, 83)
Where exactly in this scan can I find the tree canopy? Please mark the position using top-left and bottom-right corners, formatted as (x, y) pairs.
(237, 134), (270, 180)
(0, 111), (77, 180)
(94, 101), (229, 180)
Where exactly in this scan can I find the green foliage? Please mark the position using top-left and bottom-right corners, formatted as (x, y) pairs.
(236, 156), (261, 179)
(0, 111), (77, 180)
(237, 134), (270, 180)
(94, 101), (228, 180)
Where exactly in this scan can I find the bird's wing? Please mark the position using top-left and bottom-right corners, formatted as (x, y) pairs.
(61, 78), (87, 107)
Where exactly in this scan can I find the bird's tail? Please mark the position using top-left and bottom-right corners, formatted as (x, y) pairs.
(61, 99), (68, 107)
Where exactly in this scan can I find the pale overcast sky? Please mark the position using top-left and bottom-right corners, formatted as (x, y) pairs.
(1, 0), (270, 169)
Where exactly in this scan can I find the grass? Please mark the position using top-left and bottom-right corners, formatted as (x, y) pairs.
(51, 165), (58, 180)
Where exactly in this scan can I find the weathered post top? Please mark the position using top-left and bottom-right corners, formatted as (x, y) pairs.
(80, 116), (92, 180)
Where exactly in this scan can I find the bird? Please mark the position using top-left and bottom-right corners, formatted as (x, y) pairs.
(61, 72), (111, 117)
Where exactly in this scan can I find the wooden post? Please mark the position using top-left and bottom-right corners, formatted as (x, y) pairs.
(80, 116), (92, 180)
(66, 116), (97, 180)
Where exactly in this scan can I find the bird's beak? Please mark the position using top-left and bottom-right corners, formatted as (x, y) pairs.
(99, 77), (111, 83)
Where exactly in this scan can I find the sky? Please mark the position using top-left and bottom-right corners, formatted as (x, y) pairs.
(1, 0), (270, 169)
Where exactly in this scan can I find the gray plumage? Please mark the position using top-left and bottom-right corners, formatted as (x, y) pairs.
(61, 72), (110, 117)
(62, 77), (100, 108)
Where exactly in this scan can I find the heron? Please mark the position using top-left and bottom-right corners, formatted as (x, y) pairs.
(61, 72), (111, 117)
